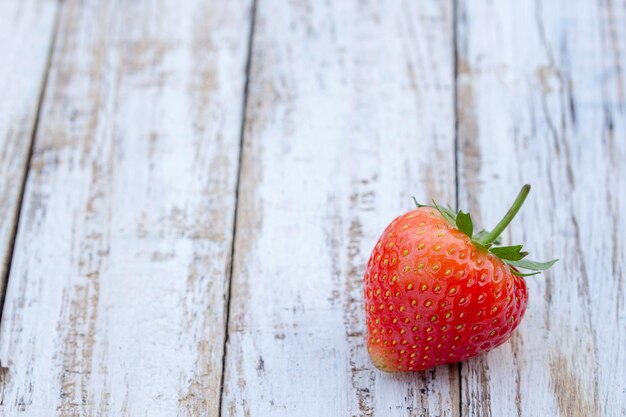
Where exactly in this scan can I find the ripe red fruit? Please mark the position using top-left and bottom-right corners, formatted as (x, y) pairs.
(363, 185), (556, 372)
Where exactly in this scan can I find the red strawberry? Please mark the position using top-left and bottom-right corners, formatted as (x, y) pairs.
(363, 185), (556, 372)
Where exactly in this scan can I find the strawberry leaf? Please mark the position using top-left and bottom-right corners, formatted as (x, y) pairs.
(455, 211), (473, 238)
(439, 205), (457, 221)
(431, 199), (457, 225)
(473, 241), (492, 251)
(507, 258), (558, 271)
(409, 185), (557, 278)
(412, 197), (428, 208)
(489, 245), (528, 261)
(509, 268), (541, 277)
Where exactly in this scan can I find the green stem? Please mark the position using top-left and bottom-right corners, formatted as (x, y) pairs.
(478, 184), (531, 246)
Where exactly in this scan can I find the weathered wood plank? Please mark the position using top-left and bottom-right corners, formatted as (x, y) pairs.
(0, 0), (58, 304)
(0, 0), (252, 415)
(222, 1), (458, 416)
(457, 1), (626, 416)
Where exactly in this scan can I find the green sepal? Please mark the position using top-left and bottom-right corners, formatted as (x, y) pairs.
(410, 185), (557, 278)
(431, 199), (457, 226)
(473, 241), (492, 251)
(509, 268), (541, 277)
(455, 211), (473, 238)
(489, 245), (528, 261)
(412, 197), (428, 208)
(441, 205), (457, 220)
(507, 258), (558, 271)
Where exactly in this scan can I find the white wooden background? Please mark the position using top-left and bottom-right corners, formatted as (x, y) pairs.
(0, 0), (624, 416)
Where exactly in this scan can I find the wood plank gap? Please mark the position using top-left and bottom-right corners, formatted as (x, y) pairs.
(0, 2), (63, 323)
(453, 0), (460, 214)
(217, 0), (258, 415)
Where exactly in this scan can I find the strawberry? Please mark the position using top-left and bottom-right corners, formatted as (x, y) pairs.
(363, 185), (556, 372)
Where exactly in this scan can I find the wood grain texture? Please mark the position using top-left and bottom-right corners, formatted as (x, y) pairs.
(456, 1), (626, 416)
(0, 0), (58, 304)
(221, 1), (459, 416)
(0, 0), (252, 415)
